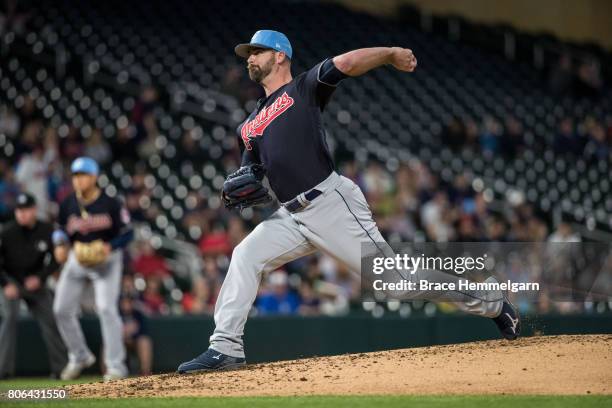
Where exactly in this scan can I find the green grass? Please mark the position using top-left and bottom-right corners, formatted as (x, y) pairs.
(0, 376), (101, 391)
(0, 378), (609, 407)
(0, 395), (609, 408)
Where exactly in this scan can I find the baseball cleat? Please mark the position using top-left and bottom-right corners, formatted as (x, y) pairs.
(60, 353), (96, 380)
(176, 348), (246, 374)
(492, 298), (521, 340)
(103, 368), (128, 382)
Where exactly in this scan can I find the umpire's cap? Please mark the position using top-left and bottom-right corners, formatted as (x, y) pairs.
(15, 192), (36, 209)
(71, 157), (99, 176)
(235, 30), (292, 59)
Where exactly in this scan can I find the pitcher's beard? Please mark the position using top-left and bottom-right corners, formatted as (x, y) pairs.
(248, 66), (264, 82)
(248, 56), (274, 83)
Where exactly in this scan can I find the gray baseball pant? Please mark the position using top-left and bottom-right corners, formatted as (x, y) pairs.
(210, 171), (503, 358)
(53, 251), (126, 374)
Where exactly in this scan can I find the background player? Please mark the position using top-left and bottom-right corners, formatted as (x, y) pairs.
(52, 157), (133, 381)
(177, 30), (520, 374)
(0, 193), (67, 379)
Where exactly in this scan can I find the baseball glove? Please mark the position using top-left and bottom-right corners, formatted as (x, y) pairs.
(222, 164), (272, 210)
(74, 240), (108, 267)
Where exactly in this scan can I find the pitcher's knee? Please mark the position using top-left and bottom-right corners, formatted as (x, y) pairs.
(231, 239), (264, 269)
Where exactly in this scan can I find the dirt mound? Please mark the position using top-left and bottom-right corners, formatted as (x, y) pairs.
(68, 334), (612, 398)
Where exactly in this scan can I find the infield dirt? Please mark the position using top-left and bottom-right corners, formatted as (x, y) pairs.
(67, 334), (611, 398)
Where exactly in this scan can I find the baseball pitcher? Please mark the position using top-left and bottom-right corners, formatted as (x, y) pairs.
(53, 157), (133, 381)
(177, 30), (520, 374)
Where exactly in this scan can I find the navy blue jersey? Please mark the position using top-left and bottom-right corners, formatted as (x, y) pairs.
(238, 58), (347, 202)
(58, 192), (130, 245)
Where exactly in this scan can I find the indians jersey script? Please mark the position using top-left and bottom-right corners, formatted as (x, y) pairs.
(238, 58), (346, 202)
(58, 192), (130, 243)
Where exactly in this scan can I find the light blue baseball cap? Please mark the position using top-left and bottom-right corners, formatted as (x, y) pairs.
(235, 30), (292, 59)
(71, 157), (99, 175)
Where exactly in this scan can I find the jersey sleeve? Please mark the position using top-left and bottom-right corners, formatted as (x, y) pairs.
(240, 148), (258, 166)
(298, 58), (348, 110)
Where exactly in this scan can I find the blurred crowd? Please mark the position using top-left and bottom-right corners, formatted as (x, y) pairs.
(439, 53), (611, 162)
(441, 113), (611, 161)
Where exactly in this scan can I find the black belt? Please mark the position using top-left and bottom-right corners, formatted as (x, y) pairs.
(284, 189), (323, 213)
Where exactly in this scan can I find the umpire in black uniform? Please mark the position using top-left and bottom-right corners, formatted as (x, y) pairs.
(0, 193), (68, 379)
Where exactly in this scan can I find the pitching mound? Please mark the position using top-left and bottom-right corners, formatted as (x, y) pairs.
(68, 334), (611, 398)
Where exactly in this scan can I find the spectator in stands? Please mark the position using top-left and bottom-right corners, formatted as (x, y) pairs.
(548, 53), (574, 96)
(421, 191), (453, 242)
(575, 59), (603, 99)
(142, 276), (167, 315)
(59, 127), (84, 163)
(182, 277), (214, 315)
(125, 190), (147, 223)
(126, 169), (152, 222)
(554, 118), (581, 156)
(527, 217), (549, 241)
(202, 256), (224, 292)
(0, 160), (19, 222)
(121, 274), (140, 299)
(362, 161), (393, 197)
(111, 123), (138, 169)
(198, 223), (231, 257)
(136, 114), (160, 160)
(84, 128), (112, 165)
(442, 116), (466, 151)
(120, 295), (153, 376)
(500, 116), (524, 159)
(448, 174), (473, 207)
(177, 129), (201, 165)
(362, 162), (394, 216)
(16, 96), (40, 130)
(0, 106), (20, 138)
(329, 264), (359, 301)
(413, 160), (437, 203)
(14, 120), (41, 159)
(486, 217), (509, 242)
(479, 117), (501, 156)
(548, 222), (581, 243)
(15, 142), (51, 220)
(463, 118), (480, 151)
(0, 0), (30, 36)
(394, 165), (418, 211)
(256, 271), (300, 315)
(131, 241), (170, 278)
(42, 126), (60, 168)
(47, 162), (72, 205)
(455, 215), (484, 241)
(583, 121), (610, 161)
(298, 281), (320, 316)
(132, 86), (159, 140)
